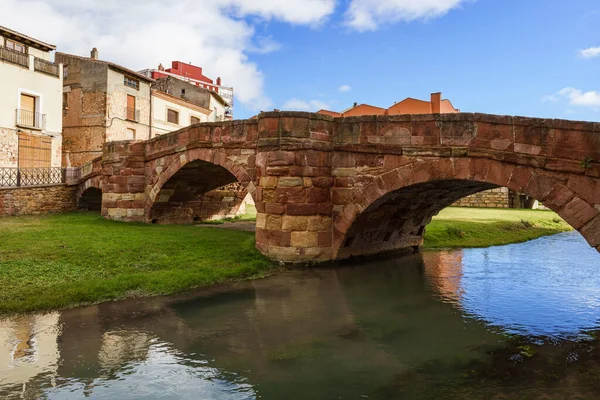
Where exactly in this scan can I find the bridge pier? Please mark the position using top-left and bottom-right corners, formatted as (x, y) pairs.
(101, 141), (147, 222)
(254, 113), (334, 262)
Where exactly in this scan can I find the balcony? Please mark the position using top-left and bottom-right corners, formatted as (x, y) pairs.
(34, 57), (59, 77)
(1, 47), (60, 78)
(0, 46), (29, 68)
(125, 107), (140, 122)
(16, 109), (46, 130)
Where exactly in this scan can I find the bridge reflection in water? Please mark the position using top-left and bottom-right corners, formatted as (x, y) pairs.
(2, 232), (600, 399)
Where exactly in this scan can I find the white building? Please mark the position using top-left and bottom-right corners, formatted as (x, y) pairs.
(151, 89), (211, 137)
(0, 26), (63, 169)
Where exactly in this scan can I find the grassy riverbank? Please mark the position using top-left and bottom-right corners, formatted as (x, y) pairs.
(0, 208), (571, 314)
(423, 207), (572, 249)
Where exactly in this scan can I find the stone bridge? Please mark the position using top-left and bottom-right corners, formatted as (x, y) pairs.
(86, 112), (600, 263)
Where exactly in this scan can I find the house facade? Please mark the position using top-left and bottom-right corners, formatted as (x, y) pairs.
(57, 49), (153, 167)
(151, 76), (229, 123)
(0, 26), (63, 170)
(151, 89), (211, 137)
(139, 61), (234, 119)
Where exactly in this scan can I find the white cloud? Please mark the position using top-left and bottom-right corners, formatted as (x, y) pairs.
(545, 87), (600, 107)
(0, 0), (336, 112)
(579, 46), (600, 59)
(339, 84), (352, 92)
(248, 36), (282, 54)
(345, 0), (468, 31)
(282, 98), (331, 111)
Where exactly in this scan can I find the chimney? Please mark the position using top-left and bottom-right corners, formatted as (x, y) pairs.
(216, 77), (222, 86)
(90, 47), (99, 60)
(353, 102), (358, 107)
(431, 92), (441, 114)
(158, 63), (164, 71)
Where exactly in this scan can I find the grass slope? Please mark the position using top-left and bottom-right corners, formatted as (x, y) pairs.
(0, 212), (273, 314)
(0, 207), (571, 314)
(424, 207), (572, 249)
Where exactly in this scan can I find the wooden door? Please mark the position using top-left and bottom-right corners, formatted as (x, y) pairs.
(18, 133), (52, 168)
(127, 95), (136, 120)
(20, 94), (36, 127)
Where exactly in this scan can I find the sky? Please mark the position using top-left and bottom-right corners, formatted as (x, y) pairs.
(1, 0), (599, 120)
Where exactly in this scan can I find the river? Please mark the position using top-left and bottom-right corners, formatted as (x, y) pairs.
(1, 231), (600, 399)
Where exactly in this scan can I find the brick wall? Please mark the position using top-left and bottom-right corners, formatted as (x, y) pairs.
(453, 187), (510, 208)
(0, 185), (77, 216)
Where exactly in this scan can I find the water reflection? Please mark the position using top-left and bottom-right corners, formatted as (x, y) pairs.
(1, 231), (600, 399)
(424, 231), (600, 338)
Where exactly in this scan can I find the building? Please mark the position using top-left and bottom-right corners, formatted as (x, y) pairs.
(151, 76), (230, 123)
(0, 26), (63, 170)
(317, 92), (460, 117)
(56, 50), (229, 167)
(139, 61), (234, 119)
(56, 49), (154, 167)
(151, 89), (211, 137)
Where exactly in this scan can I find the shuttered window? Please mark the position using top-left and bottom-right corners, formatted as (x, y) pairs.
(167, 109), (179, 124)
(18, 133), (52, 168)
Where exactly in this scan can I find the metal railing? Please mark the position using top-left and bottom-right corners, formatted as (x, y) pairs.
(16, 109), (46, 129)
(34, 57), (59, 77)
(0, 46), (29, 68)
(125, 107), (140, 122)
(0, 167), (64, 187)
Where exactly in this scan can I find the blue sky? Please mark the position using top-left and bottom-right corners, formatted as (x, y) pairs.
(251, 0), (600, 120)
(3, 0), (599, 120)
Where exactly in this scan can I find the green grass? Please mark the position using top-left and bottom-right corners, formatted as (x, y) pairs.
(0, 207), (571, 314)
(423, 207), (572, 249)
(0, 212), (275, 314)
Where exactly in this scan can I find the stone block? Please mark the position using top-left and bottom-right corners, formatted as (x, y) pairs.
(265, 203), (285, 215)
(286, 203), (319, 216)
(278, 177), (304, 187)
(312, 177), (334, 188)
(291, 231), (318, 247)
(282, 216), (308, 231)
(276, 187), (306, 203)
(260, 176), (278, 188)
(307, 216), (332, 232)
(561, 197), (598, 229)
(266, 214), (283, 230)
(307, 187), (330, 203)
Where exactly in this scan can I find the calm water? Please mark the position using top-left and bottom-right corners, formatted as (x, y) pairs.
(2, 231), (600, 399)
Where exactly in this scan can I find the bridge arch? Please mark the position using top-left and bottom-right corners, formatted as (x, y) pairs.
(332, 157), (600, 260)
(146, 148), (256, 224)
(77, 175), (102, 211)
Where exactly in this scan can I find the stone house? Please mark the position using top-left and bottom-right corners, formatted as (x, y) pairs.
(56, 49), (154, 167)
(0, 26), (63, 169)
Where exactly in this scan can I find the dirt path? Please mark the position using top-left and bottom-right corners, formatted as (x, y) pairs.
(196, 221), (256, 232)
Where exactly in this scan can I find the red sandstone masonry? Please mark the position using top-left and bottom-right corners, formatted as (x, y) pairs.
(99, 112), (600, 263)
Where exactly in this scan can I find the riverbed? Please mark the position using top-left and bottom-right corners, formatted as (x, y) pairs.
(1, 231), (600, 399)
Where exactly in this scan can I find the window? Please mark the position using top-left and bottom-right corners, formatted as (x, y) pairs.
(19, 94), (38, 128)
(167, 109), (179, 124)
(126, 95), (137, 121)
(126, 128), (136, 140)
(181, 88), (185, 95)
(190, 116), (200, 125)
(124, 76), (139, 90)
(63, 65), (69, 79)
(6, 39), (26, 53)
(62, 92), (69, 109)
